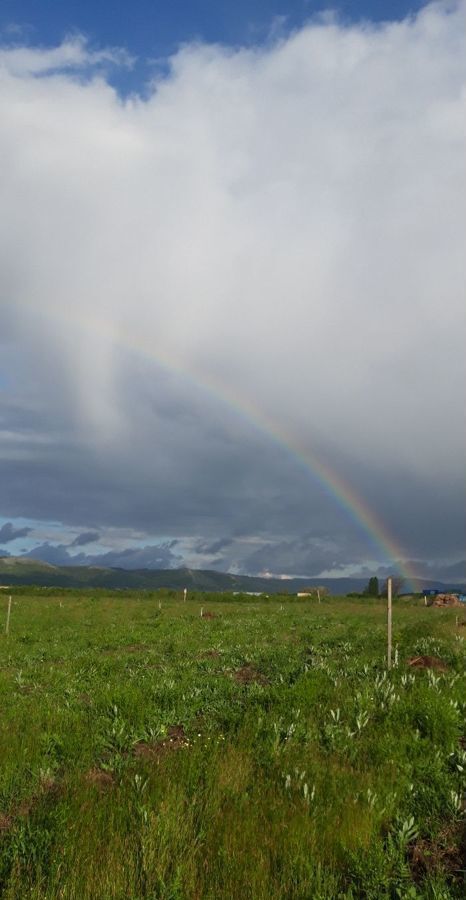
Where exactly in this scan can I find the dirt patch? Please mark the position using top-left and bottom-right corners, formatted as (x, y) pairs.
(133, 724), (189, 759)
(165, 724), (187, 743)
(407, 655), (448, 671)
(18, 783), (58, 819)
(0, 776), (60, 832)
(0, 814), (13, 832)
(409, 824), (466, 880)
(100, 643), (149, 656)
(15, 800), (31, 818)
(233, 664), (269, 686)
(78, 692), (93, 706)
(39, 776), (59, 796)
(201, 611), (217, 619)
(198, 649), (220, 659)
(133, 741), (158, 759)
(85, 767), (115, 789)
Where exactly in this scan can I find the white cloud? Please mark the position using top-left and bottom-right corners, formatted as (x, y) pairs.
(0, 34), (132, 76)
(0, 2), (464, 487)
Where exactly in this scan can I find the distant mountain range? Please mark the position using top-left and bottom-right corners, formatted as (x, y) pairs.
(0, 556), (464, 595)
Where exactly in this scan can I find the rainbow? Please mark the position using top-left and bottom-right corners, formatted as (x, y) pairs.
(39, 305), (420, 589)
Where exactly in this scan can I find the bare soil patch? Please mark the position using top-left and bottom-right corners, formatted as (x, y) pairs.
(133, 724), (189, 759)
(85, 767), (115, 789)
(0, 814), (13, 832)
(133, 742), (158, 759)
(407, 655), (448, 671)
(198, 649), (220, 659)
(78, 692), (93, 706)
(201, 611), (217, 619)
(233, 664), (269, 686)
(16, 783), (57, 819)
(100, 643), (149, 656)
(0, 777), (61, 833)
(409, 823), (466, 881)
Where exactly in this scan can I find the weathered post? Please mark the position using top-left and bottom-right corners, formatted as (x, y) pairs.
(387, 577), (392, 669)
(5, 595), (12, 636)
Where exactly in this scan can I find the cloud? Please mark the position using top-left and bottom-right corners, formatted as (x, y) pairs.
(229, 535), (360, 578)
(370, 559), (466, 584)
(23, 543), (74, 566)
(70, 530), (100, 547)
(194, 537), (234, 556)
(0, 3), (465, 575)
(0, 521), (32, 543)
(16, 536), (465, 582)
(25, 541), (182, 569)
(0, 34), (132, 77)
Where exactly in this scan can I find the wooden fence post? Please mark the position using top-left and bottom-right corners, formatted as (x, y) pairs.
(387, 577), (392, 669)
(5, 595), (12, 636)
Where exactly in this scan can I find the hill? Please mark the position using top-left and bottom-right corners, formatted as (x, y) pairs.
(0, 557), (464, 595)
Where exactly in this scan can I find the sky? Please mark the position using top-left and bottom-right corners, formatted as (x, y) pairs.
(0, 0), (465, 583)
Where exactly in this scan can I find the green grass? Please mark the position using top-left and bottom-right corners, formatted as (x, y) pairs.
(0, 589), (465, 898)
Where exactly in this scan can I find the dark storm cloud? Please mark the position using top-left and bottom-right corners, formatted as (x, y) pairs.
(436, 560), (466, 581)
(374, 560), (466, 583)
(26, 541), (182, 570)
(0, 380), (323, 537)
(1, 374), (465, 578)
(24, 543), (75, 566)
(231, 536), (360, 578)
(89, 544), (182, 569)
(194, 537), (234, 555)
(70, 531), (100, 547)
(0, 521), (32, 543)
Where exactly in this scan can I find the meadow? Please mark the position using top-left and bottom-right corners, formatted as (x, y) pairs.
(0, 589), (465, 899)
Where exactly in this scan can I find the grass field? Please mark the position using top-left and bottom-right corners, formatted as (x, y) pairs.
(0, 589), (465, 899)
